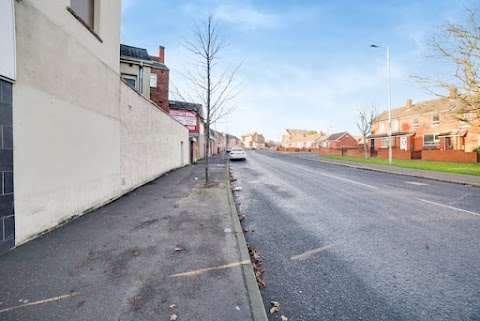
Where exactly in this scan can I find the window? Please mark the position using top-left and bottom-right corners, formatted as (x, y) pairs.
(381, 137), (391, 148)
(412, 117), (419, 127)
(70, 0), (95, 29)
(392, 120), (399, 132)
(379, 122), (385, 133)
(424, 134), (439, 147)
(122, 75), (137, 89)
(432, 113), (440, 125)
(150, 74), (157, 87)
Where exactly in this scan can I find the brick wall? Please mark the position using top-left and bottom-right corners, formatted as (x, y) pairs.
(149, 64), (169, 113)
(319, 148), (342, 156)
(422, 150), (479, 163)
(0, 79), (14, 255)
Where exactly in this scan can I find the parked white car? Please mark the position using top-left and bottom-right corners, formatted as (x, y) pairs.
(229, 147), (247, 161)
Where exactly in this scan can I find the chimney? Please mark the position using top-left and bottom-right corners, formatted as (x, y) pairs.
(406, 99), (412, 109)
(158, 46), (165, 64)
(449, 86), (458, 98)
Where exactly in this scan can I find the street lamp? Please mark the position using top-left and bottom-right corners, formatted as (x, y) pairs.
(371, 44), (392, 166)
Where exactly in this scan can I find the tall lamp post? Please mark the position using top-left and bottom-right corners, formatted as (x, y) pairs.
(371, 44), (392, 166)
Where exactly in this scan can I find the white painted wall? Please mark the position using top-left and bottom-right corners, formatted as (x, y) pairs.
(13, 2), (189, 245)
(120, 82), (189, 190)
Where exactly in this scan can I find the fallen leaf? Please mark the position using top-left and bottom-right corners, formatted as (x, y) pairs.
(238, 214), (246, 222)
(77, 300), (86, 307)
(270, 301), (280, 313)
(175, 246), (183, 252)
(132, 250), (140, 257)
(281, 315), (288, 321)
(170, 314), (178, 321)
(169, 304), (176, 309)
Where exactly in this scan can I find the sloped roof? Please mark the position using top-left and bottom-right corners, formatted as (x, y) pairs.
(375, 97), (462, 121)
(120, 44), (151, 60)
(315, 134), (331, 142)
(327, 132), (348, 141)
(169, 100), (203, 117)
(286, 129), (309, 135)
(149, 56), (169, 71)
(287, 134), (322, 143)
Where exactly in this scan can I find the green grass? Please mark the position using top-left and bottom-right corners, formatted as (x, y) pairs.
(321, 155), (480, 176)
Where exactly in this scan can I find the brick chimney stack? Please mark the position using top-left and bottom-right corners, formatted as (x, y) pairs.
(406, 99), (412, 109)
(158, 46), (165, 64)
(449, 86), (458, 98)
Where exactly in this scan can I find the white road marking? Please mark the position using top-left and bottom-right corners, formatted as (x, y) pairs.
(290, 164), (378, 189)
(170, 260), (250, 277)
(291, 243), (337, 261)
(406, 181), (430, 186)
(0, 293), (78, 314)
(419, 199), (480, 217)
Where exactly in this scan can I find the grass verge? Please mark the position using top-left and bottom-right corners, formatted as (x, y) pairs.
(321, 155), (480, 176)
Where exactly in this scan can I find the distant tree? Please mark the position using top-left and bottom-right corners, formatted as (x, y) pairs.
(356, 104), (377, 158)
(414, 7), (480, 126)
(308, 130), (318, 135)
(177, 13), (241, 184)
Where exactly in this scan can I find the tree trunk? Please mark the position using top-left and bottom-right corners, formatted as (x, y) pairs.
(205, 123), (210, 184)
(363, 135), (368, 158)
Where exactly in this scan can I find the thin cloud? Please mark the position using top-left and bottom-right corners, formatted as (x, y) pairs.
(215, 5), (279, 29)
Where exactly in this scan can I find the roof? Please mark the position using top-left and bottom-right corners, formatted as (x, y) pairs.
(327, 132), (348, 141)
(375, 97), (462, 122)
(150, 60), (169, 71)
(367, 130), (416, 139)
(169, 100), (203, 113)
(285, 129), (309, 135)
(120, 45), (170, 71)
(120, 44), (151, 61)
(438, 129), (468, 137)
(287, 134), (322, 143)
(315, 134), (331, 143)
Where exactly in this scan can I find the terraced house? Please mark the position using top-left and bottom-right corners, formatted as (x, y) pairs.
(368, 89), (480, 162)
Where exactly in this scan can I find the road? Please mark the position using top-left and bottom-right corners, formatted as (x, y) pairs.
(230, 150), (480, 321)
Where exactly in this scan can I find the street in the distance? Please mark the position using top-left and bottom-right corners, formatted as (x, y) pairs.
(231, 150), (480, 321)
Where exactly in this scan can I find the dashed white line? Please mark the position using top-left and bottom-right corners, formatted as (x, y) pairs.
(406, 181), (429, 186)
(419, 199), (480, 217)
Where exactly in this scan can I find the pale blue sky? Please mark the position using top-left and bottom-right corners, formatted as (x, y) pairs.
(121, 0), (477, 141)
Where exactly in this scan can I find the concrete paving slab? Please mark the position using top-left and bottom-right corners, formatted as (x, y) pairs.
(0, 154), (267, 321)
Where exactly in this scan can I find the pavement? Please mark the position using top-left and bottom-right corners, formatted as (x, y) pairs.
(1, 151), (477, 321)
(297, 152), (480, 188)
(0, 154), (267, 321)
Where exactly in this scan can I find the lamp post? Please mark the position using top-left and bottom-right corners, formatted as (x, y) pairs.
(371, 44), (392, 166)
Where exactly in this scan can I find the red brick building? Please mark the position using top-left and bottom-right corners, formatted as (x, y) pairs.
(316, 132), (358, 149)
(149, 46), (170, 113)
(368, 89), (480, 162)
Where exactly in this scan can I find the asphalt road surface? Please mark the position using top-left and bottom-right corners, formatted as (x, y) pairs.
(230, 151), (480, 321)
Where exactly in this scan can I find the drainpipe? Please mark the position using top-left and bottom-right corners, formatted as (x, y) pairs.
(139, 61), (144, 95)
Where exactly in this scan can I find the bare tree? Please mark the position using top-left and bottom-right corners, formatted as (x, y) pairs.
(414, 7), (480, 126)
(178, 13), (241, 184)
(356, 105), (377, 158)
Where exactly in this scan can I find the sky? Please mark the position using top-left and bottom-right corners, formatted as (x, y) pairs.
(120, 0), (477, 142)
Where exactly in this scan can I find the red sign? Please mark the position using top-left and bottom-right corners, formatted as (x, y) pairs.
(170, 110), (197, 131)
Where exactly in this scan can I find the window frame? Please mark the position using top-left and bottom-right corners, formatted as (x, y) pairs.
(121, 75), (137, 90)
(150, 73), (158, 88)
(432, 113), (440, 125)
(381, 137), (391, 148)
(423, 134), (440, 147)
(412, 117), (419, 128)
(392, 119), (399, 132)
(67, 0), (102, 43)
